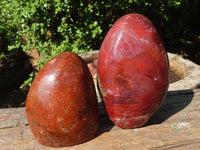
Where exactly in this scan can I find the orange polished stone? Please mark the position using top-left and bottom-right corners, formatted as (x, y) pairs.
(26, 52), (98, 147)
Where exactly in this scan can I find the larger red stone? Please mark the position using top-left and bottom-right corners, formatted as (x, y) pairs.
(97, 13), (169, 129)
(26, 52), (98, 147)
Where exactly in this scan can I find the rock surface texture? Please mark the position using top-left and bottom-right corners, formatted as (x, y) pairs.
(97, 14), (169, 128)
(26, 52), (98, 147)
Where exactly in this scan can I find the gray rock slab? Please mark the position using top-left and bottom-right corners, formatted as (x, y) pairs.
(168, 53), (200, 91)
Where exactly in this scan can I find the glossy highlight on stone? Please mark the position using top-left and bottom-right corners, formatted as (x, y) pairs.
(97, 13), (169, 129)
(26, 52), (98, 147)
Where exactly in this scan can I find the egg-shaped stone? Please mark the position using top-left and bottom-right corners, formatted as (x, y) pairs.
(26, 52), (98, 147)
(97, 13), (169, 129)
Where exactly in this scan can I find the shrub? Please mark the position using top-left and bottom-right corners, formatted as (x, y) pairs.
(0, 0), (186, 87)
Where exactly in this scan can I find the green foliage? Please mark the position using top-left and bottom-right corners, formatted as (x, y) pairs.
(0, 51), (5, 59)
(0, 0), (184, 54)
(1, 0), (190, 87)
(0, 0), (103, 57)
(20, 72), (35, 88)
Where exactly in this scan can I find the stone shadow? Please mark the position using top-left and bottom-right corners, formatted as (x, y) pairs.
(96, 101), (115, 137)
(147, 89), (194, 126)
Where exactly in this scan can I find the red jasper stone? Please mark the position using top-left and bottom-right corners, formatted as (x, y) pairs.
(26, 52), (98, 147)
(97, 14), (169, 129)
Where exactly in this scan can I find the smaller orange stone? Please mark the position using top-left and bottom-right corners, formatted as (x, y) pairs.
(26, 52), (98, 147)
